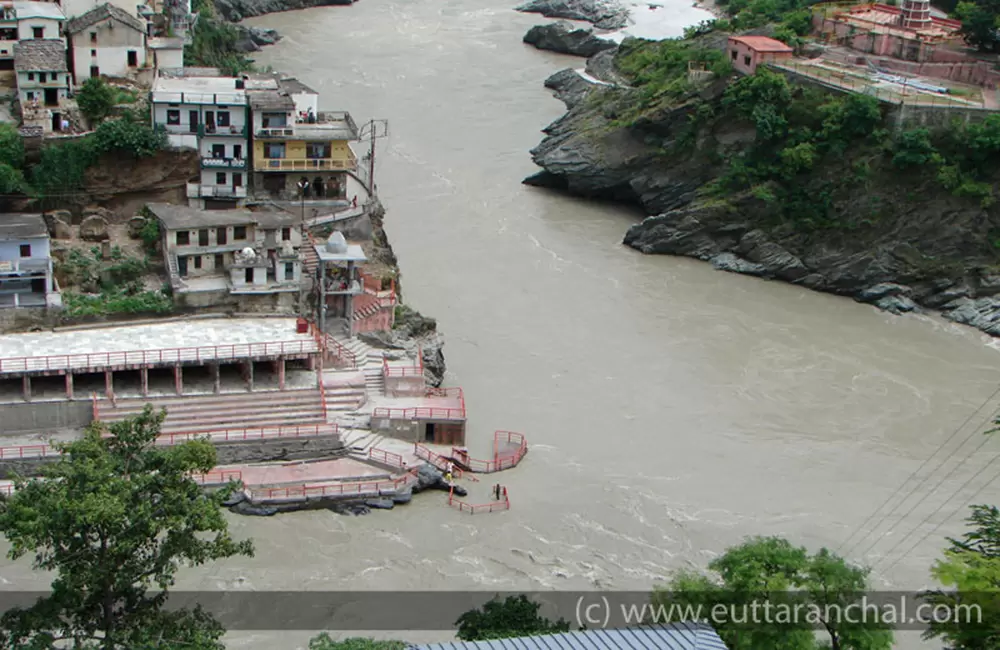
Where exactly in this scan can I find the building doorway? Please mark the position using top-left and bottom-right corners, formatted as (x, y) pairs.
(43, 88), (57, 107)
(425, 422), (436, 443)
(51, 111), (60, 132)
(312, 177), (324, 197)
(89, 65), (99, 78)
(189, 110), (198, 133)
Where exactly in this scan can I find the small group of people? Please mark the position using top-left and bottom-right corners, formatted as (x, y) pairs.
(492, 484), (506, 501)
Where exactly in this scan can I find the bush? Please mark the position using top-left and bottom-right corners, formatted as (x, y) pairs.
(64, 287), (173, 317)
(139, 218), (161, 255)
(76, 77), (118, 123)
(0, 122), (24, 168)
(92, 114), (168, 158)
(892, 128), (938, 169)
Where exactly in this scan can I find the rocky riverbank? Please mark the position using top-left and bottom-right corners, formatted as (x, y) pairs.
(524, 43), (1000, 338)
(523, 21), (617, 57)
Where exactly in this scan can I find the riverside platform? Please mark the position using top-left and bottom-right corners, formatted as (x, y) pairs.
(0, 317), (321, 402)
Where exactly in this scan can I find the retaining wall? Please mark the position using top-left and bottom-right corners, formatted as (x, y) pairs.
(0, 433), (346, 479)
(1, 400), (92, 436)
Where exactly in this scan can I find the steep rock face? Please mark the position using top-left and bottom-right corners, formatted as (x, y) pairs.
(231, 25), (281, 52)
(79, 148), (199, 207)
(523, 21), (617, 57)
(515, 0), (629, 29)
(527, 50), (1000, 339)
(213, 0), (352, 22)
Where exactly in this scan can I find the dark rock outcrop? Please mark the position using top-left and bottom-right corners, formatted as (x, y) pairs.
(359, 305), (447, 387)
(523, 21), (617, 57)
(231, 24), (282, 52)
(212, 0), (352, 22)
(525, 44), (1000, 340)
(515, 0), (629, 29)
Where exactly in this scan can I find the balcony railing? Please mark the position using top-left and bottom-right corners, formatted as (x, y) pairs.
(186, 183), (247, 199)
(201, 157), (246, 170)
(201, 123), (246, 137)
(152, 91), (244, 105)
(254, 156), (357, 172)
(0, 258), (49, 274)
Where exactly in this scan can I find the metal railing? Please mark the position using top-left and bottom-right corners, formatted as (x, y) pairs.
(382, 351), (424, 378)
(448, 485), (510, 514)
(190, 469), (243, 485)
(248, 468), (418, 501)
(368, 447), (405, 468)
(254, 157), (357, 172)
(451, 431), (528, 474)
(0, 339), (320, 373)
(201, 157), (247, 169)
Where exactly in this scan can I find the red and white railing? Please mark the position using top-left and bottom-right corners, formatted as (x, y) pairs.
(0, 339), (320, 374)
(248, 468), (419, 501)
(448, 485), (510, 514)
(382, 349), (424, 378)
(368, 447), (406, 468)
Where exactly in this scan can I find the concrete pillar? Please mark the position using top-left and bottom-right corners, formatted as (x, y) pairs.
(140, 367), (148, 397)
(104, 369), (113, 399)
(174, 364), (183, 395)
(65, 373), (74, 400)
(277, 357), (286, 390)
(306, 354), (316, 371)
(244, 361), (254, 392)
(212, 363), (221, 394)
(22, 375), (31, 402)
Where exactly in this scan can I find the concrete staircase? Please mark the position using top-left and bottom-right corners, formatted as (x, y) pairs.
(342, 428), (386, 455)
(322, 382), (367, 413)
(96, 388), (326, 435)
(302, 237), (319, 275)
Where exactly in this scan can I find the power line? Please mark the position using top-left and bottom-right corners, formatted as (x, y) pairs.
(877, 452), (1000, 575)
(847, 407), (998, 562)
(837, 385), (1000, 554)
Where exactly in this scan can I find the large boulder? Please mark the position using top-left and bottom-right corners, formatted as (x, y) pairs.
(516, 0), (629, 29)
(79, 215), (110, 242)
(82, 205), (115, 222)
(43, 211), (73, 240)
(523, 21), (617, 57)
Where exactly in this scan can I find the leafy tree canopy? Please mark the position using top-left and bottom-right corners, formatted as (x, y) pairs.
(455, 594), (570, 641)
(76, 77), (119, 124)
(308, 634), (406, 650)
(923, 504), (1000, 649)
(0, 121), (24, 168)
(955, 0), (1000, 51)
(0, 406), (254, 650)
(653, 537), (894, 650)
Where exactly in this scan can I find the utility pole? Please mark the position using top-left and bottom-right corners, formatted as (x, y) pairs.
(357, 119), (388, 197)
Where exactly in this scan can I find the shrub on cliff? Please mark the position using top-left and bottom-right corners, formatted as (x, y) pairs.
(76, 77), (118, 123)
(185, 15), (254, 76)
(93, 112), (168, 157)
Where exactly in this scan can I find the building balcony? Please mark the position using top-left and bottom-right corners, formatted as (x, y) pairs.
(186, 183), (247, 199)
(254, 155), (357, 172)
(201, 157), (247, 170)
(255, 111), (358, 141)
(152, 90), (245, 106)
(0, 258), (49, 275)
(201, 123), (246, 137)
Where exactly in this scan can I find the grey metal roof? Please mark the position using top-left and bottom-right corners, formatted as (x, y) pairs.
(12, 1), (66, 21)
(14, 39), (67, 72)
(0, 213), (47, 240)
(410, 623), (729, 650)
(64, 3), (146, 35)
(278, 77), (317, 95)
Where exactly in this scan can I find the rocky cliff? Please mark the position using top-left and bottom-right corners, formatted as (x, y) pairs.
(213, 0), (352, 22)
(525, 45), (1000, 337)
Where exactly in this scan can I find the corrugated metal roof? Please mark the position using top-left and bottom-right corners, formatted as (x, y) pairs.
(410, 623), (729, 650)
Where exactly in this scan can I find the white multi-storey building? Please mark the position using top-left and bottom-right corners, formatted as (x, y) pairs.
(151, 72), (250, 209)
(63, 3), (148, 85)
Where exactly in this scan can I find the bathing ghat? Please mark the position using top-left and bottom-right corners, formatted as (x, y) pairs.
(0, 315), (527, 512)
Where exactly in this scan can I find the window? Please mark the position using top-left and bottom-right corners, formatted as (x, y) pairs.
(281, 227), (291, 241)
(127, 50), (137, 67)
(214, 253), (224, 269)
(25, 91), (33, 100)
(216, 111), (230, 127)
(0, 60), (12, 71)
(217, 227), (227, 245)
(26, 72), (33, 81)
(19, 244), (30, 257)
(211, 143), (225, 158)
(198, 229), (208, 246)
(744, 55), (751, 66)
(166, 109), (180, 125)
(215, 172), (226, 185)
(284, 263), (294, 281)
(232, 173), (242, 187)
(234, 226), (247, 240)
(244, 267), (253, 283)
(263, 142), (285, 159)
(233, 144), (242, 159)
(37, 72), (44, 83)
(731, 50), (737, 60)
(261, 112), (287, 128)
(176, 231), (190, 246)
(193, 256), (202, 270)
(89, 32), (97, 43)
(89, 65), (99, 78)
(306, 143), (331, 159)
(32, 26), (43, 38)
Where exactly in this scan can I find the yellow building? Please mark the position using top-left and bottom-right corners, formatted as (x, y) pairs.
(247, 77), (359, 202)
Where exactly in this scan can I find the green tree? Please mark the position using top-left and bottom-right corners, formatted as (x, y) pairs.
(92, 114), (168, 158)
(652, 537), (894, 650)
(0, 406), (254, 650)
(892, 128), (938, 169)
(0, 121), (24, 168)
(954, 0), (1000, 51)
(76, 77), (119, 123)
(455, 595), (570, 641)
(923, 505), (1000, 649)
(723, 69), (793, 140)
(308, 635), (406, 650)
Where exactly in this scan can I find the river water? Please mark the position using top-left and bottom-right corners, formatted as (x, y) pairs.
(2, 1), (999, 648)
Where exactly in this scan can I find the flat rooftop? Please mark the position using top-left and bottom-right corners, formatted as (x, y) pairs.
(839, 6), (959, 39)
(0, 317), (318, 374)
(0, 213), (47, 241)
(12, 1), (65, 20)
(151, 76), (245, 103)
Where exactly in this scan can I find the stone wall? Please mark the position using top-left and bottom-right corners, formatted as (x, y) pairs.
(0, 433), (346, 479)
